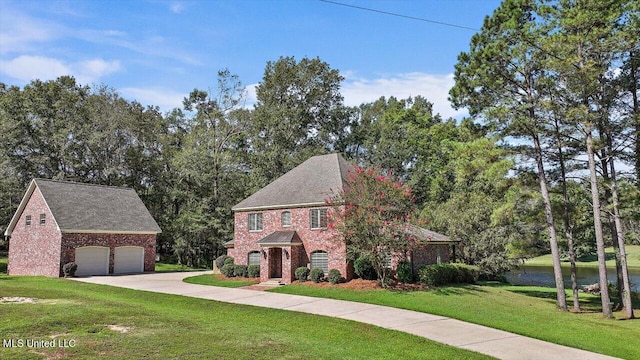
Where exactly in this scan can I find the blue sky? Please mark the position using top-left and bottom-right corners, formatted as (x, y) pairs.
(0, 0), (502, 118)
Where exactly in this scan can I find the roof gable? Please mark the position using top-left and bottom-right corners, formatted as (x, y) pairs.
(233, 153), (353, 211)
(5, 179), (161, 236)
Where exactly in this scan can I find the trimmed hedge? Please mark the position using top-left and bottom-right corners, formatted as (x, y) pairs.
(328, 269), (342, 284)
(354, 256), (377, 280)
(220, 263), (235, 277)
(417, 263), (479, 286)
(295, 267), (310, 282)
(223, 257), (235, 266)
(215, 255), (229, 270)
(248, 265), (260, 278)
(396, 260), (413, 283)
(63, 262), (77, 278)
(234, 265), (248, 278)
(310, 268), (325, 283)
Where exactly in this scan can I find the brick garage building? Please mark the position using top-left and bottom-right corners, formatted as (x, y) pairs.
(5, 179), (161, 277)
(227, 153), (458, 284)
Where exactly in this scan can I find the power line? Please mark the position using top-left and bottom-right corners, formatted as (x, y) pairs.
(318, 0), (479, 31)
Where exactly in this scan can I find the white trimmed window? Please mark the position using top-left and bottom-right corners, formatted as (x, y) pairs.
(25, 215), (32, 226)
(248, 251), (261, 266)
(248, 213), (263, 231)
(310, 208), (327, 229)
(40, 213), (46, 225)
(310, 251), (328, 274)
(281, 211), (292, 227)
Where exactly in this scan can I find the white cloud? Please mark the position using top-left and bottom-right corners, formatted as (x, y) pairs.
(0, 55), (121, 85)
(119, 87), (187, 113)
(342, 72), (468, 119)
(170, 2), (185, 14)
(0, 9), (63, 54)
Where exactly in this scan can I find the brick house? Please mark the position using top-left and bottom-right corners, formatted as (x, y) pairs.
(227, 153), (458, 284)
(4, 179), (161, 277)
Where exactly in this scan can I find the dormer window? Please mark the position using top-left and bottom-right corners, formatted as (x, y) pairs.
(40, 213), (46, 225)
(25, 215), (32, 226)
(281, 211), (291, 227)
(248, 213), (263, 231)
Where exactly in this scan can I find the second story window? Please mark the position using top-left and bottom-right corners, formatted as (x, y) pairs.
(40, 213), (46, 225)
(310, 208), (327, 229)
(25, 215), (32, 226)
(281, 211), (291, 227)
(248, 213), (263, 231)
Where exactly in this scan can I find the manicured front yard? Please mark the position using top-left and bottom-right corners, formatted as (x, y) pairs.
(525, 245), (640, 268)
(270, 282), (640, 359)
(184, 273), (259, 288)
(0, 275), (491, 360)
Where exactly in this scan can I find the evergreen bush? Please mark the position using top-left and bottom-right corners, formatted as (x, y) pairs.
(328, 269), (342, 284)
(63, 262), (77, 277)
(215, 255), (229, 270)
(223, 257), (235, 266)
(417, 264), (479, 286)
(234, 265), (248, 278)
(309, 268), (325, 283)
(248, 265), (260, 278)
(354, 256), (377, 280)
(295, 267), (310, 282)
(220, 263), (235, 277)
(396, 260), (413, 283)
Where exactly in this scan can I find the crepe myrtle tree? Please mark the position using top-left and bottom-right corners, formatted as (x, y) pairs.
(327, 165), (417, 286)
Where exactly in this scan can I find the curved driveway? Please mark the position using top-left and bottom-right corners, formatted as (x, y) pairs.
(72, 271), (619, 360)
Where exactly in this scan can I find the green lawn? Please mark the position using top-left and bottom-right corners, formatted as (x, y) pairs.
(525, 245), (640, 268)
(0, 276), (491, 360)
(154, 261), (207, 272)
(183, 274), (259, 288)
(270, 282), (640, 359)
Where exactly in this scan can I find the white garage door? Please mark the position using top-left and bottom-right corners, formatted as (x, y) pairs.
(75, 246), (110, 276)
(114, 246), (144, 274)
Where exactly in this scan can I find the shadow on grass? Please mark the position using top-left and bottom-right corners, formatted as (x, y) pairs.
(429, 284), (489, 296)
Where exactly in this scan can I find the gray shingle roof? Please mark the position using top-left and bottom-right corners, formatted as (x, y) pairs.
(5, 179), (161, 235)
(406, 224), (457, 243)
(233, 153), (353, 211)
(256, 231), (302, 246)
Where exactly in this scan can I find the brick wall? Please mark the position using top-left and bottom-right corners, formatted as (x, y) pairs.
(7, 187), (62, 277)
(410, 244), (456, 271)
(229, 206), (349, 283)
(61, 233), (156, 274)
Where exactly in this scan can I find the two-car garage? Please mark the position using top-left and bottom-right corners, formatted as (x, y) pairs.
(74, 246), (144, 276)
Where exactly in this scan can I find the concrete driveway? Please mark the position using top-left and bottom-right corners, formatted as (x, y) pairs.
(71, 271), (619, 360)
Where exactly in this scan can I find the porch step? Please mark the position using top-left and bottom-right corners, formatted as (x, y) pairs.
(256, 279), (285, 287)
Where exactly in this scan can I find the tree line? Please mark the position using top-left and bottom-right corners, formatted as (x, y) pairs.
(0, 0), (637, 318)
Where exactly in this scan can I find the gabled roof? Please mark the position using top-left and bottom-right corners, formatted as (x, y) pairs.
(5, 179), (162, 236)
(406, 225), (458, 243)
(233, 153), (353, 211)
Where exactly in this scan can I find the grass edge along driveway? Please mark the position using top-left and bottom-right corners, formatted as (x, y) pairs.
(269, 282), (639, 360)
(0, 276), (493, 360)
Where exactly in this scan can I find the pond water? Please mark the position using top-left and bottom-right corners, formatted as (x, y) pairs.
(505, 265), (640, 292)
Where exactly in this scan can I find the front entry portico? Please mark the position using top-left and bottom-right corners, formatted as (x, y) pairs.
(257, 230), (304, 284)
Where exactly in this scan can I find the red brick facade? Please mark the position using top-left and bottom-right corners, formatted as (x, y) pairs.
(8, 186), (157, 277)
(229, 205), (457, 283)
(7, 187), (62, 277)
(229, 206), (350, 283)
